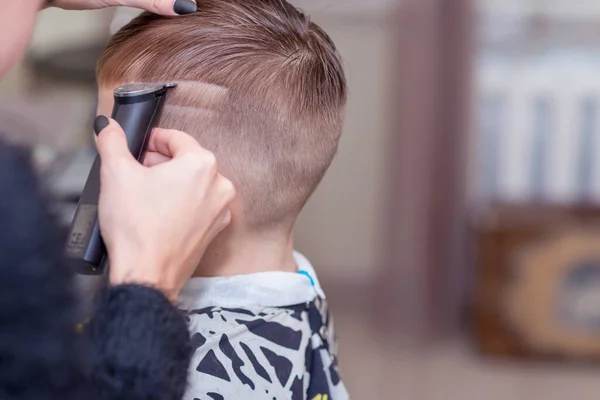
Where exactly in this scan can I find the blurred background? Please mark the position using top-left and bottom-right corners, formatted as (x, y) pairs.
(6, 0), (600, 398)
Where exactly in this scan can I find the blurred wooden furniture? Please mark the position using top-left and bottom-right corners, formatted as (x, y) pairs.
(471, 204), (600, 360)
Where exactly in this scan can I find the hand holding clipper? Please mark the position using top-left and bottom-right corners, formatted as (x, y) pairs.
(66, 83), (235, 299)
(66, 83), (176, 275)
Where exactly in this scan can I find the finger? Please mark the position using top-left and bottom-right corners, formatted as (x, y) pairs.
(118, 0), (198, 15)
(48, 0), (121, 11)
(92, 113), (108, 145)
(147, 128), (207, 159)
(143, 151), (171, 167)
(95, 118), (137, 167)
(51, 0), (198, 15)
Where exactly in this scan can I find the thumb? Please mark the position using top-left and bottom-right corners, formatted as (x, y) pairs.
(95, 117), (137, 168)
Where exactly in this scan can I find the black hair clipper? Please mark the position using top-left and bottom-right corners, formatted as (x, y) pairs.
(65, 82), (176, 275)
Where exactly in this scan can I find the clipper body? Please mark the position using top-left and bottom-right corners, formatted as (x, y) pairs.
(65, 82), (176, 275)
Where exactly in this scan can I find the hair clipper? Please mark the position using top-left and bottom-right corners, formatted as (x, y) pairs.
(65, 82), (176, 275)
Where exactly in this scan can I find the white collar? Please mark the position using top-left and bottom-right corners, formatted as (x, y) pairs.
(178, 251), (324, 310)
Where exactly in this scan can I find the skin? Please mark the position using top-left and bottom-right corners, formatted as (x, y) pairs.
(0, 0), (43, 78)
(1, 0), (237, 300)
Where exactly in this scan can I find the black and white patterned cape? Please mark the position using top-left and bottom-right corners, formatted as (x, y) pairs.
(178, 252), (349, 400)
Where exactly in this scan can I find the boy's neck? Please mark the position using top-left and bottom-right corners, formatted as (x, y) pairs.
(192, 225), (297, 277)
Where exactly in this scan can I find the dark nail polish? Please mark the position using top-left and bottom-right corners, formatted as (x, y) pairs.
(174, 0), (197, 15)
(94, 116), (110, 136)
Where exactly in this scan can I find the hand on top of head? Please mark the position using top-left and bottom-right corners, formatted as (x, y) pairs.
(93, 116), (236, 301)
(48, 0), (197, 16)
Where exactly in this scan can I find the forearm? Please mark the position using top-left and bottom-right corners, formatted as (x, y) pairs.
(88, 284), (192, 400)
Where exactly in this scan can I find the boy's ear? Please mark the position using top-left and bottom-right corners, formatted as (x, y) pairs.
(97, 87), (116, 119)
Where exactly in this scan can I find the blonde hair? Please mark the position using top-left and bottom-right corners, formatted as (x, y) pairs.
(97, 1), (347, 228)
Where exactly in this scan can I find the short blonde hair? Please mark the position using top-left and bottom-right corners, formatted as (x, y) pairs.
(97, 1), (347, 228)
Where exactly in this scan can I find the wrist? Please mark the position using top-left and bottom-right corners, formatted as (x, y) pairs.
(109, 257), (181, 302)
(110, 276), (181, 303)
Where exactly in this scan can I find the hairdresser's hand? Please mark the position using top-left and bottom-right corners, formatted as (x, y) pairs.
(48, 0), (198, 16)
(95, 118), (235, 301)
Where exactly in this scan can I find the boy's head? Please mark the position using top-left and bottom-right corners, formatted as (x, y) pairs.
(97, 0), (347, 230)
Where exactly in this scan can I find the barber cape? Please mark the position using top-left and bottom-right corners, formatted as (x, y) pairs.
(178, 252), (349, 400)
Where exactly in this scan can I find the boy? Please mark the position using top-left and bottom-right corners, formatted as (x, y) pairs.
(96, 1), (348, 399)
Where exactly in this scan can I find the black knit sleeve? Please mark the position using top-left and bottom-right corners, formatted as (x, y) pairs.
(0, 141), (86, 400)
(0, 139), (192, 400)
(88, 284), (192, 400)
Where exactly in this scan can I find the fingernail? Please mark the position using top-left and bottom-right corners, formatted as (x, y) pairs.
(173, 0), (197, 15)
(94, 115), (110, 136)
